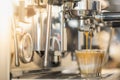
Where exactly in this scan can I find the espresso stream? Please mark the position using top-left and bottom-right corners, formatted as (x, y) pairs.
(84, 31), (93, 49)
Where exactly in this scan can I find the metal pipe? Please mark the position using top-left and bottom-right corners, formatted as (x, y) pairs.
(13, 16), (20, 67)
(95, 12), (120, 21)
(105, 27), (113, 64)
(60, 2), (65, 52)
(78, 31), (81, 50)
(44, 2), (52, 68)
(102, 12), (120, 21)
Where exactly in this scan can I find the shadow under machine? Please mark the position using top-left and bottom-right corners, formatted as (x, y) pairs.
(11, 0), (120, 79)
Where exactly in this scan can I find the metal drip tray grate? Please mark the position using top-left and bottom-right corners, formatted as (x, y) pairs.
(14, 70), (79, 79)
(12, 69), (115, 80)
(36, 72), (79, 79)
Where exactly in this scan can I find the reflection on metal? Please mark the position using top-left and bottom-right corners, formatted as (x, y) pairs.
(19, 33), (33, 63)
(50, 37), (61, 51)
(33, 10), (47, 51)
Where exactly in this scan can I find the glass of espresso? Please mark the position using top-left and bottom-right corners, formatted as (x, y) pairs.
(75, 49), (105, 78)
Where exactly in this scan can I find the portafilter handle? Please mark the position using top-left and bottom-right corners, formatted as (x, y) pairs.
(112, 21), (120, 28)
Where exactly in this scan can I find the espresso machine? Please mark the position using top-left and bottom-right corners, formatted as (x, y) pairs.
(10, 0), (120, 79)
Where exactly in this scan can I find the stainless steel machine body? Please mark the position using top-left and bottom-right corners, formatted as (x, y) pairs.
(10, 0), (120, 79)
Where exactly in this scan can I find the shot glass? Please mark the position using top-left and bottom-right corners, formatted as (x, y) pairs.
(75, 49), (106, 78)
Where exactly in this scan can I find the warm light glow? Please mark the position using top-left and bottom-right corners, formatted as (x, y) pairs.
(0, 0), (13, 29)
(0, 0), (13, 79)
(14, 0), (20, 6)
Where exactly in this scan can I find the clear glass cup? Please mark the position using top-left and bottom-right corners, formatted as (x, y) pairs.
(75, 49), (106, 78)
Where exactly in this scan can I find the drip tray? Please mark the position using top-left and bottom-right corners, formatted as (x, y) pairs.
(12, 69), (115, 80)
(13, 70), (79, 79)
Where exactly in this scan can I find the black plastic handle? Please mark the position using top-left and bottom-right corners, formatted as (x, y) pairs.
(112, 22), (120, 27)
